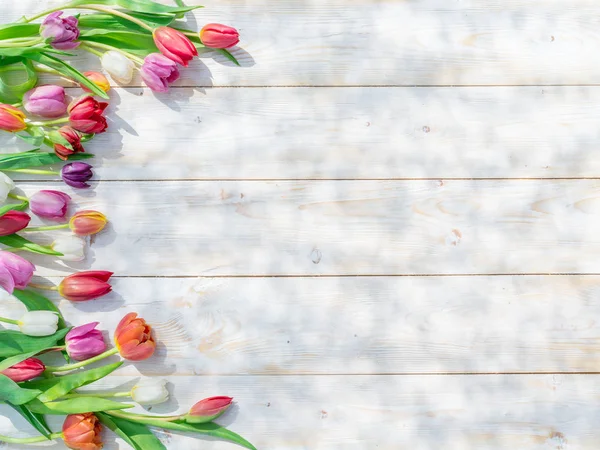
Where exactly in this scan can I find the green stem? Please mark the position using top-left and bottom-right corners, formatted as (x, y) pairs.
(2, 247), (23, 252)
(24, 6), (66, 23)
(28, 117), (69, 127)
(82, 41), (144, 65)
(107, 410), (184, 423)
(33, 64), (76, 84)
(2, 169), (59, 175)
(62, 391), (131, 399)
(11, 102), (22, 108)
(45, 347), (119, 372)
(79, 43), (104, 58)
(28, 282), (58, 291)
(24, 224), (69, 232)
(0, 432), (62, 444)
(0, 38), (42, 47)
(7, 193), (28, 202)
(0, 316), (19, 326)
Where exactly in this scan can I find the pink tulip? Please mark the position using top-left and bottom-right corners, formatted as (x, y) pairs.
(140, 53), (180, 92)
(66, 322), (106, 361)
(186, 396), (233, 423)
(30, 190), (71, 219)
(40, 11), (80, 50)
(0, 251), (35, 293)
(153, 27), (197, 67)
(23, 85), (68, 118)
(200, 23), (240, 49)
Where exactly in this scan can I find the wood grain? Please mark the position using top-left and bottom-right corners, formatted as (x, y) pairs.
(0, 374), (597, 449)
(4, 1), (600, 86)
(4, 275), (600, 375)
(5, 86), (600, 180)
(12, 179), (600, 276)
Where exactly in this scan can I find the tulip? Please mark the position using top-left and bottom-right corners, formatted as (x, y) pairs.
(40, 11), (80, 50)
(200, 23), (240, 49)
(140, 53), (180, 93)
(59, 271), (112, 302)
(61, 162), (93, 189)
(153, 27), (198, 67)
(66, 322), (106, 361)
(69, 210), (107, 236)
(52, 235), (86, 261)
(0, 172), (14, 203)
(114, 313), (156, 361)
(18, 310), (59, 336)
(186, 396), (233, 423)
(23, 85), (68, 118)
(0, 104), (26, 132)
(30, 190), (71, 219)
(100, 51), (135, 84)
(131, 378), (169, 405)
(0, 210), (30, 236)
(82, 71), (110, 93)
(1, 357), (45, 382)
(62, 413), (103, 450)
(0, 251), (35, 293)
(53, 126), (85, 160)
(68, 96), (108, 134)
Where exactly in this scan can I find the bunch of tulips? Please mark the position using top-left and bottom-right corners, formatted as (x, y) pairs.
(0, 1), (254, 449)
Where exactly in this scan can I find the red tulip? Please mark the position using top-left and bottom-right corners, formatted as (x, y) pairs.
(186, 396), (233, 423)
(69, 210), (107, 236)
(153, 26), (198, 67)
(0, 210), (30, 236)
(1, 358), (44, 382)
(62, 413), (103, 450)
(54, 126), (85, 160)
(68, 95), (108, 134)
(200, 23), (239, 49)
(0, 104), (26, 132)
(114, 313), (156, 361)
(59, 271), (113, 302)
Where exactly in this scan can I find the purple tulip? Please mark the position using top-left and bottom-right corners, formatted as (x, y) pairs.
(61, 162), (93, 189)
(65, 322), (106, 361)
(30, 190), (71, 219)
(40, 11), (80, 50)
(0, 251), (35, 294)
(23, 85), (68, 118)
(140, 53), (180, 93)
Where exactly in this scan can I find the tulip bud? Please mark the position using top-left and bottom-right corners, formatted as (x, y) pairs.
(18, 310), (59, 336)
(66, 322), (106, 361)
(52, 126), (85, 160)
(30, 190), (71, 219)
(0, 210), (30, 236)
(52, 235), (86, 261)
(131, 378), (169, 405)
(0, 173), (15, 203)
(186, 396), (233, 423)
(68, 96), (108, 134)
(61, 162), (93, 189)
(40, 11), (80, 50)
(100, 51), (135, 84)
(23, 85), (68, 118)
(114, 313), (156, 361)
(59, 271), (112, 302)
(0, 104), (26, 132)
(1, 357), (44, 382)
(0, 251), (35, 293)
(82, 71), (110, 93)
(62, 413), (103, 450)
(140, 53), (180, 93)
(200, 23), (240, 49)
(69, 210), (107, 236)
(153, 27), (198, 67)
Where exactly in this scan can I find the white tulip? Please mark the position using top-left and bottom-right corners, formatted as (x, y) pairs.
(52, 235), (86, 261)
(131, 378), (169, 405)
(19, 311), (59, 336)
(0, 172), (15, 203)
(101, 51), (135, 84)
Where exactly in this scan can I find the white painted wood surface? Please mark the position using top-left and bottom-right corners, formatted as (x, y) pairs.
(1, 0), (600, 448)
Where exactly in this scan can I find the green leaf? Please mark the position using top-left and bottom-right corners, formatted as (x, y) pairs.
(79, 30), (157, 55)
(0, 59), (38, 103)
(97, 413), (167, 450)
(26, 397), (133, 415)
(24, 52), (109, 99)
(0, 23), (39, 41)
(9, 403), (52, 439)
(79, 12), (176, 31)
(0, 151), (94, 170)
(218, 48), (241, 67)
(0, 374), (41, 405)
(16, 126), (46, 148)
(0, 328), (69, 360)
(115, 0), (202, 14)
(12, 289), (65, 329)
(0, 200), (29, 217)
(25, 362), (123, 402)
(0, 234), (63, 256)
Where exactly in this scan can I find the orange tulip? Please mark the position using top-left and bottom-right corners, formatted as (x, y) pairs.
(62, 413), (103, 450)
(114, 312), (156, 361)
(69, 210), (107, 236)
(0, 104), (26, 132)
(82, 71), (110, 93)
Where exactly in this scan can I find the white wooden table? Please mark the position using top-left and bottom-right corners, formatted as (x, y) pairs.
(2, 0), (600, 448)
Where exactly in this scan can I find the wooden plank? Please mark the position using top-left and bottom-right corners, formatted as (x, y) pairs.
(3, 1), (600, 86)
(13, 179), (600, 276)
(1, 374), (598, 449)
(4, 275), (600, 375)
(5, 86), (600, 180)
